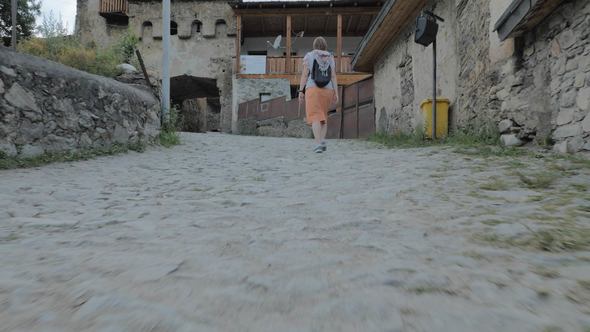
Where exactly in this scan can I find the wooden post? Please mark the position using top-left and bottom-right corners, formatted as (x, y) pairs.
(336, 14), (342, 73)
(286, 15), (292, 74)
(236, 15), (241, 74)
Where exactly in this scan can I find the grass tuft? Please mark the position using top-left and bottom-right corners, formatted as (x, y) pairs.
(516, 172), (558, 189)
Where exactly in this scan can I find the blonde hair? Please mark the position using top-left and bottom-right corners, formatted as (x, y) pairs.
(313, 37), (328, 51)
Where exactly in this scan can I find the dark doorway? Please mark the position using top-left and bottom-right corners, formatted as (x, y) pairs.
(170, 75), (221, 132)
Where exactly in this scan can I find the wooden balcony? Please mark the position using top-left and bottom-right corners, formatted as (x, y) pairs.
(237, 55), (371, 86)
(266, 56), (354, 74)
(99, 0), (128, 18)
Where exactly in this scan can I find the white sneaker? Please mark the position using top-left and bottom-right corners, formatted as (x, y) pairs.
(313, 145), (324, 153)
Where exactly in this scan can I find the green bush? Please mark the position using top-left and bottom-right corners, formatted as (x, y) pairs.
(18, 29), (139, 78)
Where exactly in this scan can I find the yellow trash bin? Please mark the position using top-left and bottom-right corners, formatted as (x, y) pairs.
(420, 98), (450, 139)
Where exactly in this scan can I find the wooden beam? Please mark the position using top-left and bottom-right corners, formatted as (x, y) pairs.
(345, 15), (354, 34)
(235, 15), (241, 74)
(236, 73), (372, 86)
(337, 14), (343, 73)
(233, 7), (381, 17)
(286, 15), (292, 73)
(355, 15), (364, 34)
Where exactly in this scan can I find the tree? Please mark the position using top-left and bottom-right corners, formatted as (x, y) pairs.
(0, 0), (41, 46)
(37, 10), (68, 39)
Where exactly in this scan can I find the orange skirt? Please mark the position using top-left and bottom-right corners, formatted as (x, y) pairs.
(305, 87), (334, 125)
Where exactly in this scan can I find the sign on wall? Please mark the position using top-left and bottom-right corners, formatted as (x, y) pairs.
(240, 55), (267, 74)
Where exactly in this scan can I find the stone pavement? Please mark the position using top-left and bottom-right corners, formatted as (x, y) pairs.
(1, 133), (589, 331)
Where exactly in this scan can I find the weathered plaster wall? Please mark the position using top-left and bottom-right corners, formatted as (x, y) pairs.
(76, 0), (236, 132)
(0, 47), (160, 159)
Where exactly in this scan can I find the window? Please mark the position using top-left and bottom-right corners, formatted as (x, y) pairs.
(215, 19), (227, 37)
(142, 21), (153, 40)
(192, 20), (202, 34)
(259, 93), (272, 102)
(171, 21), (178, 36)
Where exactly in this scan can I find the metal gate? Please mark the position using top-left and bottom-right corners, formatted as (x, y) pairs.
(327, 77), (375, 139)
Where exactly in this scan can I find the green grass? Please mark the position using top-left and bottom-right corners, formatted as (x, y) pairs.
(0, 143), (145, 170)
(516, 172), (558, 189)
(479, 178), (510, 191)
(159, 130), (181, 147)
(476, 225), (590, 252)
(368, 125), (502, 151)
(571, 183), (589, 192)
(532, 266), (560, 279)
(577, 280), (590, 290)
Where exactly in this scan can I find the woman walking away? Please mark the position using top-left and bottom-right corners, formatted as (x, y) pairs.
(299, 37), (339, 153)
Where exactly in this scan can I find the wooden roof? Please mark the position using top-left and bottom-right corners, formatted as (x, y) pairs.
(241, 14), (376, 37)
(494, 0), (566, 41)
(352, 0), (426, 72)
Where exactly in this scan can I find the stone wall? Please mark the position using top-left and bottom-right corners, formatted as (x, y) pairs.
(372, 0), (590, 152)
(0, 47), (160, 158)
(232, 78), (292, 133)
(76, 0), (235, 132)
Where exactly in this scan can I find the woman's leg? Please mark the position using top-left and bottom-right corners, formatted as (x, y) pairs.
(320, 121), (328, 142)
(312, 121), (322, 144)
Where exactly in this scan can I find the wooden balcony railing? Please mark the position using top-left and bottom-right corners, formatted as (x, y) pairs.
(266, 56), (354, 74)
(99, 0), (128, 16)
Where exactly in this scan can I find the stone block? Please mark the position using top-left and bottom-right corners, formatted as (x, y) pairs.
(568, 136), (585, 153)
(557, 29), (576, 50)
(112, 124), (129, 144)
(20, 144), (44, 158)
(0, 77), (4, 94)
(566, 58), (579, 72)
(582, 112), (590, 132)
(577, 87), (590, 111)
(553, 140), (568, 154)
(0, 65), (16, 77)
(19, 119), (44, 140)
(560, 89), (577, 108)
(496, 88), (510, 101)
(41, 135), (76, 153)
(556, 108), (575, 125)
(498, 119), (514, 134)
(501, 134), (525, 147)
(5, 83), (40, 112)
(553, 123), (582, 138)
(575, 73), (586, 88)
(0, 141), (17, 157)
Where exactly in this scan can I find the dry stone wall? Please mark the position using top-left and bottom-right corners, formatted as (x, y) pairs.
(0, 47), (160, 159)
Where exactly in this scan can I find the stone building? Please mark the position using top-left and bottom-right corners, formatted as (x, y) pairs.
(353, 0), (590, 153)
(76, 0), (381, 134)
(76, 0), (236, 132)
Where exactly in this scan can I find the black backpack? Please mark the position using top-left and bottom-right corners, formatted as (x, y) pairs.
(311, 59), (332, 88)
